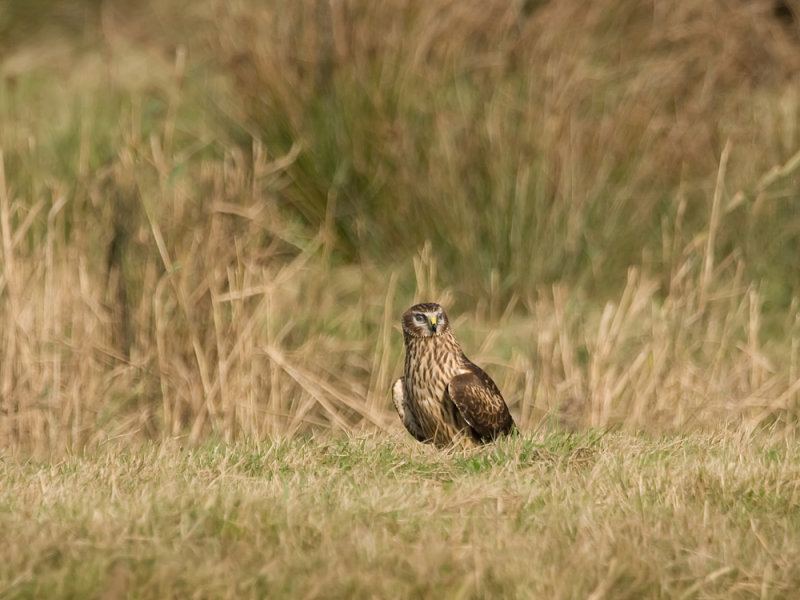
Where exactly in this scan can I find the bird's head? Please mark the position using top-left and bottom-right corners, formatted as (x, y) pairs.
(402, 302), (450, 338)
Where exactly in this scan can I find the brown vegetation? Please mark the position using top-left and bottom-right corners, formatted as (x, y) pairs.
(1, 0), (800, 454)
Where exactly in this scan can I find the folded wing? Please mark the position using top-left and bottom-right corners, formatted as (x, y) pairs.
(447, 366), (515, 442)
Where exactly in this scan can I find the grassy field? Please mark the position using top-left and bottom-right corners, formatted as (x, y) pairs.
(1, 0), (800, 450)
(2, 0), (800, 596)
(3, 430), (800, 599)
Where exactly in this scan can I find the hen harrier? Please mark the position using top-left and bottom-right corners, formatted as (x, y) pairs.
(391, 302), (515, 447)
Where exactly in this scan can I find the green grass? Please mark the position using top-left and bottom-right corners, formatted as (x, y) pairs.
(2, 429), (800, 599)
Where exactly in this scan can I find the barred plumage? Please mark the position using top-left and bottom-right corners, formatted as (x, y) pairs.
(391, 302), (516, 447)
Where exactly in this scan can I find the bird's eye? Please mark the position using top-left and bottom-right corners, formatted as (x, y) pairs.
(414, 314), (425, 323)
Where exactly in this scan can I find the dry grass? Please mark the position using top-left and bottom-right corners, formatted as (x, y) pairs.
(1, 0), (800, 453)
(2, 431), (800, 599)
(216, 0), (800, 290)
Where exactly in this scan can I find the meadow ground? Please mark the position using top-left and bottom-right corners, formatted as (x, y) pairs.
(3, 1), (800, 597)
(3, 429), (800, 599)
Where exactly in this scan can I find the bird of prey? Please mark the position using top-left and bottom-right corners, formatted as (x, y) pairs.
(391, 302), (515, 447)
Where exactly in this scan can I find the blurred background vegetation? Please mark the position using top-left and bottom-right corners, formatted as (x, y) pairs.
(2, 0), (800, 453)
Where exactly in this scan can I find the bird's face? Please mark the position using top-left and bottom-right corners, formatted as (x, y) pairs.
(402, 302), (449, 338)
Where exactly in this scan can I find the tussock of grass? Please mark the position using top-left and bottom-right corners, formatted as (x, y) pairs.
(2, 431), (800, 598)
(216, 0), (800, 291)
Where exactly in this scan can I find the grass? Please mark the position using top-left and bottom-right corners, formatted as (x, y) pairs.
(2, 430), (800, 599)
(2, 2), (800, 595)
(2, 0), (800, 451)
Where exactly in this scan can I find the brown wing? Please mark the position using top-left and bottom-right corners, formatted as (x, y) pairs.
(446, 364), (515, 442)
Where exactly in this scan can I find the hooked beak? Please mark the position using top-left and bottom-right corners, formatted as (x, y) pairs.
(429, 315), (438, 333)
